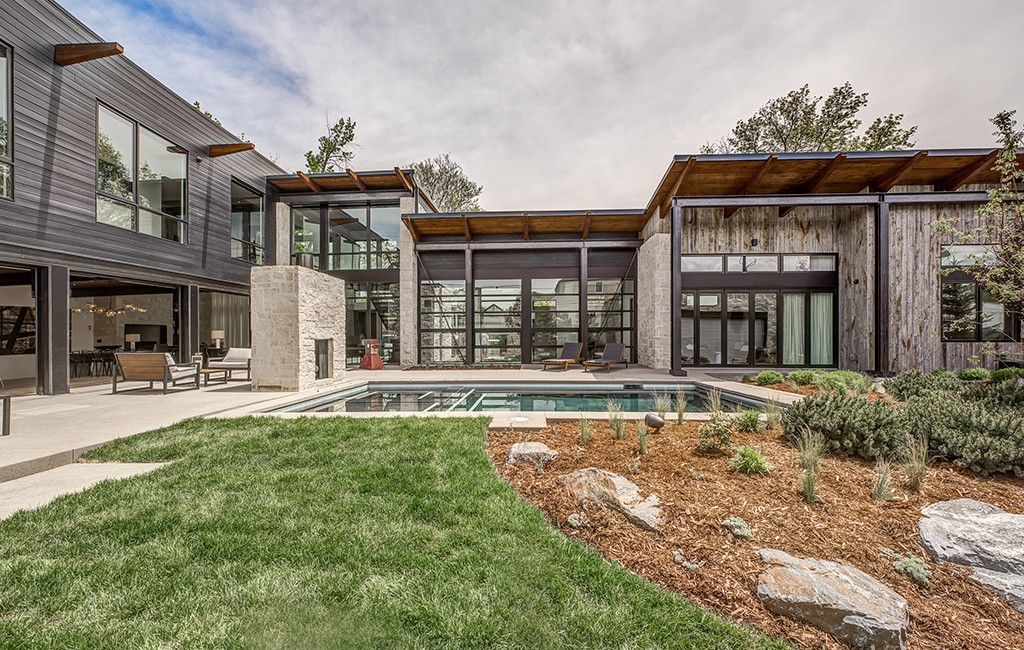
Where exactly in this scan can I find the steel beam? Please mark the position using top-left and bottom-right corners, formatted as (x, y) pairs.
(672, 191), (989, 209)
(414, 240), (642, 252)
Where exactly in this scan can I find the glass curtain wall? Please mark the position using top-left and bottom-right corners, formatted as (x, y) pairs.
(293, 203), (402, 270)
(199, 290), (250, 350)
(587, 278), (634, 359)
(345, 282), (400, 364)
(474, 279), (522, 364)
(290, 206), (321, 267)
(531, 278), (579, 362)
(419, 281), (466, 365)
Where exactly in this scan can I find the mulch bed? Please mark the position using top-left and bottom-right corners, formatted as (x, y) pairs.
(742, 381), (818, 396)
(488, 422), (1024, 650)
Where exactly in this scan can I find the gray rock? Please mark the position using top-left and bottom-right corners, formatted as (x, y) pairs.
(918, 499), (1024, 574)
(565, 513), (586, 528)
(559, 467), (661, 531)
(757, 549), (909, 650)
(722, 516), (752, 539)
(505, 441), (558, 466)
(971, 568), (1024, 614)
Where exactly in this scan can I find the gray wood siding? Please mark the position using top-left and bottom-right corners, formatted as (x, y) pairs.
(0, 0), (284, 289)
(836, 205), (874, 371)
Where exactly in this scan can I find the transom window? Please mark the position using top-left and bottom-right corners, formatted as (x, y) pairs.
(96, 105), (187, 243)
(682, 254), (837, 272)
(230, 180), (264, 264)
(0, 42), (12, 199)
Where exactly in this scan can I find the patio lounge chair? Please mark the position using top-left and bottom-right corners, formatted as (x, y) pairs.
(583, 343), (628, 373)
(541, 342), (584, 371)
(207, 347), (252, 380)
(112, 352), (198, 394)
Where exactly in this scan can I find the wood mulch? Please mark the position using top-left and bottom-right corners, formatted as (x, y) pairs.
(742, 381), (818, 396)
(488, 422), (1024, 650)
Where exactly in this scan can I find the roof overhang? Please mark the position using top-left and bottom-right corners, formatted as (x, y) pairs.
(401, 209), (645, 243)
(267, 167), (438, 211)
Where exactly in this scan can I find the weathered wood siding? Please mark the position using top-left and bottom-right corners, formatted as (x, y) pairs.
(836, 205), (874, 371)
(0, 0), (283, 289)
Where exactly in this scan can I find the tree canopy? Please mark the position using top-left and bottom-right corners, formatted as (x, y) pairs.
(412, 153), (483, 212)
(702, 83), (917, 154)
(305, 116), (356, 174)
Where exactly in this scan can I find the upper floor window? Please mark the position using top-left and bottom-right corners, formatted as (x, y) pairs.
(230, 180), (264, 264)
(0, 42), (12, 199)
(96, 105), (187, 243)
(291, 201), (401, 270)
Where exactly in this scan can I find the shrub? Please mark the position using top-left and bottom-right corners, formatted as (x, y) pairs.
(729, 445), (772, 474)
(607, 400), (626, 440)
(788, 370), (820, 386)
(902, 431), (930, 492)
(579, 418), (591, 445)
(755, 370), (785, 386)
(885, 550), (932, 587)
(675, 388), (688, 424)
(872, 459), (895, 501)
(741, 375), (752, 383)
(763, 399), (783, 429)
(697, 413), (733, 453)
(991, 366), (1024, 383)
(931, 369), (956, 379)
(959, 367), (991, 382)
(800, 469), (819, 504)
(813, 373), (848, 394)
(884, 370), (961, 401)
(849, 373), (875, 396)
(736, 409), (763, 433)
(782, 394), (907, 461)
(652, 392), (672, 420)
(963, 379), (1024, 410)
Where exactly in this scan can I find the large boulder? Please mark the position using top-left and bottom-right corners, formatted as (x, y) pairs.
(756, 549), (909, 650)
(559, 468), (661, 531)
(918, 499), (1024, 613)
(505, 441), (558, 466)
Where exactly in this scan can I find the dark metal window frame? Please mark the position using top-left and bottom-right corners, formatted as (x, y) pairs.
(0, 41), (14, 202)
(418, 279), (468, 365)
(94, 101), (189, 244)
(291, 201), (401, 272)
(940, 270), (1019, 342)
(229, 177), (265, 264)
(682, 253), (838, 274)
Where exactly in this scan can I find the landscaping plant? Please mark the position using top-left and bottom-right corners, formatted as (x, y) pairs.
(697, 413), (733, 453)
(578, 417), (591, 445)
(800, 468), (819, 504)
(653, 391), (672, 420)
(675, 388), (688, 424)
(721, 516), (752, 539)
(959, 367), (991, 382)
(782, 393), (906, 460)
(787, 370), (819, 386)
(763, 399), (783, 429)
(991, 366), (1024, 383)
(884, 549), (932, 587)
(729, 445), (772, 475)
(883, 369), (960, 400)
(638, 421), (648, 455)
(704, 388), (723, 413)
(755, 370), (784, 386)
(736, 409), (763, 432)
(794, 425), (826, 472)
(902, 431), (931, 493)
(871, 458), (896, 501)
(607, 400), (626, 440)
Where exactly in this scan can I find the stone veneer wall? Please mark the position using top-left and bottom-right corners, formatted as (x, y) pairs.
(399, 221), (418, 367)
(637, 233), (671, 370)
(250, 265), (346, 391)
(274, 202), (290, 266)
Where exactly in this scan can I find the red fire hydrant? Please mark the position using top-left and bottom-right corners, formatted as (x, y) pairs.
(359, 338), (384, 370)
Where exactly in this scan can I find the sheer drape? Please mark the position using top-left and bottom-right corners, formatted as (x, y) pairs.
(809, 292), (833, 365)
(782, 293), (805, 365)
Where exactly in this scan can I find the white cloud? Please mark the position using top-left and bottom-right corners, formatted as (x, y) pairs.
(61, 0), (1024, 210)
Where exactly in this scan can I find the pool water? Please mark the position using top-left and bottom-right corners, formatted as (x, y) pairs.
(273, 383), (763, 414)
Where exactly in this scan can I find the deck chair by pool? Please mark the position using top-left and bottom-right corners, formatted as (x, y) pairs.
(113, 353), (198, 394)
(583, 343), (628, 373)
(541, 342), (584, 371)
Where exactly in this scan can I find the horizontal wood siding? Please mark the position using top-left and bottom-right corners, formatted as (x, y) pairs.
(0, 0), (283, 289)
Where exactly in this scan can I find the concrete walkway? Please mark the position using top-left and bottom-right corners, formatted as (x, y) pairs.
(0, 463), (166, 520)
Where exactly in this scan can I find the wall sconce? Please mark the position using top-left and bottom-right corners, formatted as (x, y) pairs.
(750, 238), (759, 247)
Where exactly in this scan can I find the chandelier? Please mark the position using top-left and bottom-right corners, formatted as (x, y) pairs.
(71, 299), (148, 318)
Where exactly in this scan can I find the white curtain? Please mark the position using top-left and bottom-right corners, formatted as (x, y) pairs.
(810, 293), (834, 365)
(810, 255), (835, 271)
(782, 294), (805, 365)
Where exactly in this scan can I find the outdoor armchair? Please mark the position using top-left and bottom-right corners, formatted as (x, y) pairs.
(207, 347), (252, 380)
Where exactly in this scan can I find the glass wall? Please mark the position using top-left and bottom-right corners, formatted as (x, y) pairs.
(327, 205), (367, 270)
(346, 282), (400, 364)
(940, 245), (1017, 342)
(291, 205), (321, 267)
(230, 180), (264, 264)
(199, 290), (250, 350)
(474, 279), (522, 364)
(420, 281), (466, 365)
(291, 202), (401, 270)
(531, 278), (579, 362)
(0, 42), (12, 199)
(96, 105), (187, 242)
(781, 293), (806, 365)
(587, 278), (634, 359)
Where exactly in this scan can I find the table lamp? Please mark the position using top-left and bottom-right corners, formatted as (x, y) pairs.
(211, 330), (225, 349)
(124, 333), (141, 352)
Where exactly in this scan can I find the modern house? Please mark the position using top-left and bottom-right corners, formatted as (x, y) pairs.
(2, 0), (1021, 395)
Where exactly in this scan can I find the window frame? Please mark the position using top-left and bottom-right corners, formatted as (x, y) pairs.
(940, 273), (1019, 343)
(0, 40), (14, 201)
(229, 177), (265, 265)
(94, 101), (189, 244)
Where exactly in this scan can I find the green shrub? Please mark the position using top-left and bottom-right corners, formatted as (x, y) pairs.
(764, 399), (783, 429)
(813, 373), (848, 394)
(883, 370), (960, 401)
(931, 369), (956, 379)
(579, 418), (591, 445)
(963, 379), (1024, 410)
(722, 516), (752, 539)
(884, 550), (932, 587)
(697, 413), (733, 453)
(990, 367), (1024, 383)
(782, 394), (907, 461)
(830, 370), (866, 389)
(871, 459), (895, 501)
(959, 367), (991, 382)
(736, 409), (762, 433)
(755, 370), (785, 386)
(788, 370), (820, 386)
(729, 445), (772, 475)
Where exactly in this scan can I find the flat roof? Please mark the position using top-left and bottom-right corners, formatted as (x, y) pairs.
(401, 209), (646, 242)
(267, 168), (438, 211)
(644, 147), (1022, 219)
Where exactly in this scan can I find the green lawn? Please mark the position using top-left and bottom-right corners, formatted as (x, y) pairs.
(0, 417), (788, 649)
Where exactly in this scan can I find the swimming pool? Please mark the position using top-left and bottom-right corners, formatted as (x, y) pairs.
(271, 382), (765, 414)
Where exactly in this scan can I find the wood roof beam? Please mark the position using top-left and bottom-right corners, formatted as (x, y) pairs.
(659, 156), (695, 218)
(54, 42), (123, 66)
(780, 153), (847, 218)
(582, 212), (593, 240)
(209, 143), (255, 158)
(346, 168), (367, 191)
(870, 151), (927, 192)
(401, 217), (421, 243)
(462, 215), (472, 242)
(936, 150), (999, 192)
(725, 154), (777, 219)
(394, 167), (414, 191)
(523, 214), (530, 241)
(296, 171), (321, 193)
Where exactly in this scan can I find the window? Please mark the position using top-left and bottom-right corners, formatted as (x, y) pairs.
(681, 256), (723, 272)
(230, 180), (264, 264)
(420, 281), (466, 365)
(682, 254), (837, 273)
(587, 278), (634, 360)
(294, 202), (402, 269)
(941, 245), (996, 268)
(531, 278), (580, 362)
(96, 105), (187, 242)
(0, 42), (13, 199)
(782, 255), (836, 272)
(474, 279), (522, 364)
(941, 282), (1017, 342)
(726, 255), (779, 272)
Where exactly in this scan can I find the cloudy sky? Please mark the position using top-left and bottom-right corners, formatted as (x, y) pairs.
(62, 0), (1024, 210)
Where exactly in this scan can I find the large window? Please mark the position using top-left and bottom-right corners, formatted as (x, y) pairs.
(587, 278), (634, 359)
(96, 105), (187, 242)
(474, 279), (522, 364)
(230, 180), (264, 264)
(531, 278), (580, 362)
(292, 202), (401, 270)
(0, 42), (12, 199)
(940, 245), (1017, 342)
(420, 281), (466, 365)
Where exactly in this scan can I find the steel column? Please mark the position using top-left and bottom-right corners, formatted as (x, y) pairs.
(874, 201), (891, 374)
(179, 284), (200, 362)
(37, 265), (70, 395)
(464, 249), (474, 365)
(579, 247), (589, 357)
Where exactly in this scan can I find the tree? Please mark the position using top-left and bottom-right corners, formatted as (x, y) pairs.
(702, 83), (917, 154)
(192, 101), (221, 126)
(412, 153), (483, 212)
(305, 116), (356, 174)
(934, 111), (1024, 352)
